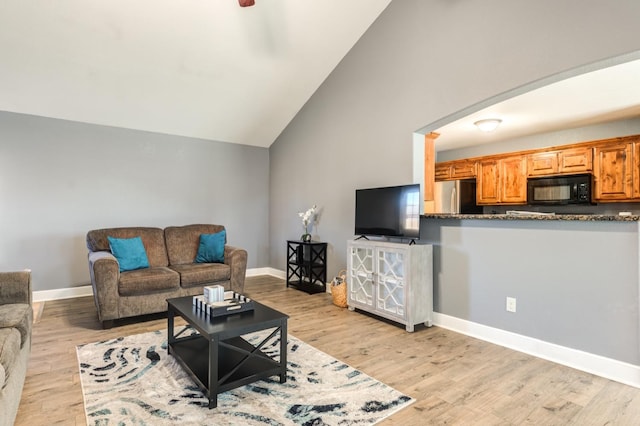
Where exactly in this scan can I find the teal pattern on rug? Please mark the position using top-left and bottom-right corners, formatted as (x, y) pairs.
(77, 328), (414, 425)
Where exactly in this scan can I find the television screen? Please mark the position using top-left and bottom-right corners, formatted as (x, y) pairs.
(355, 184), (421, 239)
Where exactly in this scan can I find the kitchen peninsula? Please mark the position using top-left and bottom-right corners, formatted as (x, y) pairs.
(423, 213), (640, 221)
(419, 214), (640, 388)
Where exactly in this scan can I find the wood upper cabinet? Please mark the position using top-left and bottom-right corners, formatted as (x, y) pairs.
(560, 147), (592, 174)
(477, 159), (500, 204)
(528, 147), (592, 177)
(434, 160), (476, 181)
(500, 156), (528, 203)
(451, 161), (477, 179)
(527, 151), (558, 176)
(593, 141), (634, 201)
(427, 133), (640, 205)
(434, 163), (452, 181)
(634, 142), (640, 199)
(477, 155), (527, 205)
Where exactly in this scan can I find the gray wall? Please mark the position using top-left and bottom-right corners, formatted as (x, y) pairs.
(0, 111), (270, 292)
(422, 218), (639, 365)
(269, 0), (640, 365)
(269, 0), (640, 277)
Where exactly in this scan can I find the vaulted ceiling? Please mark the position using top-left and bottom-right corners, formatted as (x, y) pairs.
(430, 57), (640, 152)
(0, 0), (391, 147)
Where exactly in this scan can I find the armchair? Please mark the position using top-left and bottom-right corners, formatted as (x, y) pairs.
(0, 270), (32, 426)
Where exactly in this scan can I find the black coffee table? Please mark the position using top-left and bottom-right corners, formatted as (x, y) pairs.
(167, 296), (288, 409)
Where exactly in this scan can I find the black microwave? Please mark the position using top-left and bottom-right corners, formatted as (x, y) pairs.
(527, 174), (592, 205)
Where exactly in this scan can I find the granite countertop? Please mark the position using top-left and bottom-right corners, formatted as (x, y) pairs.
(421, 213), (640, 221)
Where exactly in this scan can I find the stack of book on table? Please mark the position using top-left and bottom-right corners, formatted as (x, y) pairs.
(193, 286), (254, 317)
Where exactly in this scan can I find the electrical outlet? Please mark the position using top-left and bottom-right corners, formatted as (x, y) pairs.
(506, 297), (517, 313)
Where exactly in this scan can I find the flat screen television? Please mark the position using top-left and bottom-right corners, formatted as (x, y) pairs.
(355, 184), (421, 239)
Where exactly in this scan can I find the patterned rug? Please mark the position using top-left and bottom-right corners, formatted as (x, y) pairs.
(76, 328), (414, 425)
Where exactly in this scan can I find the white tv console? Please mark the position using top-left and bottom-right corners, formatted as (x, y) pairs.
(346, 239), (433, 332)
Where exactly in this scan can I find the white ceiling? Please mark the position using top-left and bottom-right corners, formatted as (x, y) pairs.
(432, 58), (640, 152)
(0, 0), (391, 148)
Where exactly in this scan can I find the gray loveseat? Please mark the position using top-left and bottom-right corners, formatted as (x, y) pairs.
(0, 270), (32, 426)
(86, 224), (247, 328)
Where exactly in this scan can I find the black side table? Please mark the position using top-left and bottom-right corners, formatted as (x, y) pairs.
(286, 240), (327, 294)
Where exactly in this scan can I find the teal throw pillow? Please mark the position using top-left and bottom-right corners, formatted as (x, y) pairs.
(107, 236), (150, 272)
(195, 230), (226, 263)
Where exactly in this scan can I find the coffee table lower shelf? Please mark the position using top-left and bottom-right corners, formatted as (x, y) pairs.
(169, 334), (285, 408)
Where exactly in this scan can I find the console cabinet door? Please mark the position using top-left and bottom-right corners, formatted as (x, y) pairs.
(375, 246), (406, 320)
(593, 142), (633, 201)
(347, 245), (375, 308)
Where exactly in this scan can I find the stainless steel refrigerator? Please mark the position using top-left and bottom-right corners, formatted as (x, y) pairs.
(431, 179), (482, 214)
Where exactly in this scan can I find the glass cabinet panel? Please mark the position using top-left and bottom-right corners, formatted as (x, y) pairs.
(349, 246), (374, 307)
(376, 248), (406, 317)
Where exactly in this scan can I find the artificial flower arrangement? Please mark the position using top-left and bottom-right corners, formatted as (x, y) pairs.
(298, 204), (317, 242)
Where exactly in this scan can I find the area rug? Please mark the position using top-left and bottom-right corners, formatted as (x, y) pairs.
(77, 328), (414, 425)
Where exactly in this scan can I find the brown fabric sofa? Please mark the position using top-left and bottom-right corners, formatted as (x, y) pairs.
(86, 224), (247, 328)
(0, 270), (32, 426)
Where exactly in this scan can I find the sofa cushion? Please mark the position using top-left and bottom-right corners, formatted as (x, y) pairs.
(118, 267), (180, 296)
(0, 304), (32, 347)
(108, 236), (150, 272)
(170, 263), (231, 288)
(195, 230), (226, 264)
(165, 224), (226, 265)
(0, 328), (21, 378)
(87, 227), (169, 267)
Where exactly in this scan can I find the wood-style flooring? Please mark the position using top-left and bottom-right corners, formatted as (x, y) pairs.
(15, 275), (640, 425)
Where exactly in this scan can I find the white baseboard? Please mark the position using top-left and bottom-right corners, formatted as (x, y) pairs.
(433, 312), (640, 389)
(33, 285), (93, 302)
(246, 267), (285, 279)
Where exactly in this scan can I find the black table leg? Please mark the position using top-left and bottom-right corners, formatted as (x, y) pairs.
(208, 336), (218, 408)
(279, 319), (287, 383)
(167, 305), (174, 355)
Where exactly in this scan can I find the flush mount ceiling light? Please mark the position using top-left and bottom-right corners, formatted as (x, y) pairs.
(474, 118), (502, 132)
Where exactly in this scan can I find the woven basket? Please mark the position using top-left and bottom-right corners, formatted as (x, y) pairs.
(331, 270), (348, 308)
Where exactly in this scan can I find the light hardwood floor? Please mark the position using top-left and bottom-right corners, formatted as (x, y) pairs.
(15, 275), (640, 425)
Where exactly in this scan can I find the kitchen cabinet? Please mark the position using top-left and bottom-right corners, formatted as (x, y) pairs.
(435, 163), (452, 181)
(528, 147), (592, 177)
(347, 239), (433, 332)
(560, 147), (593, 174)
(527, 151), (557, 176)
(477, 155), (527, 205)
(429, 133), (640, 205)
(434, 160), (477, 181)
(634, 142), (640, 199)
(593, 141), (634, 201)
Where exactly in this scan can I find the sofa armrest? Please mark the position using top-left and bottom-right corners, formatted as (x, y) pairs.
(0, 270), (32, 306)
(88, 251), (120, 322)
(224, 245), (248, 294)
